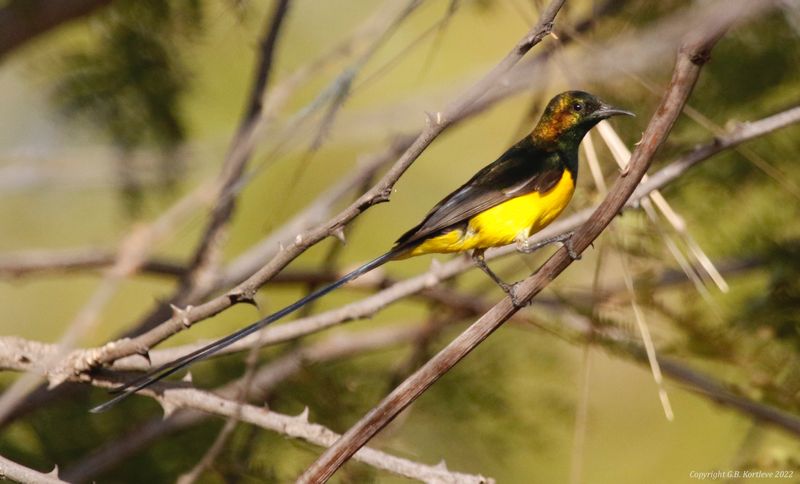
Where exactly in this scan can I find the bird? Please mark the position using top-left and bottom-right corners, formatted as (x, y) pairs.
(91, 90), (633, 413)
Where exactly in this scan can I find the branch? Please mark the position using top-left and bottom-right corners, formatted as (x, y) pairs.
(151, 386), (492, 483)
(632, 103), (800, 199)
(655, 356), (800, 435)
(554, 307), (800, 437)
(52, 324), (451, 482)
(0, 454), (65, 484)
(6, 323), (489, 482)
(297, 16), (734, 482)
(0, 248), (184, 279)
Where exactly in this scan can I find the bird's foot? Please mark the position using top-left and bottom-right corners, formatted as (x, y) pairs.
(499, 281), (527, 308)
(564, 235), (582, 260)
(516, 231), (575, 255)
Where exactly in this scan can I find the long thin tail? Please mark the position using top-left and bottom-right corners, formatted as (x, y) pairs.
(91, 248), (402, 413)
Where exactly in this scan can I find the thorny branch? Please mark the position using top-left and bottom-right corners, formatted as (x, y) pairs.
(0, 454), (65, 484)
(2, 326), (493, 483)
(60, 323), (459, 482)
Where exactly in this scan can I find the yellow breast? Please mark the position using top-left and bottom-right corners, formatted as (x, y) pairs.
(407, 169), (575, 256)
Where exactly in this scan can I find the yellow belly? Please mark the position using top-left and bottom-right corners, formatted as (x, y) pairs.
(406, 169), (575, 256)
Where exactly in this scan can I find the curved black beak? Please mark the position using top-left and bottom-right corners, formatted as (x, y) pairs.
(593, 102), (635, 120)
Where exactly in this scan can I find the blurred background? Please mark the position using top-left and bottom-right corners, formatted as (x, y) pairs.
(0, 0), (799, 482)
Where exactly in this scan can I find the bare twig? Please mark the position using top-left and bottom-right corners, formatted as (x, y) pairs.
(150, 385), (492, 483)
(297, 16), (734, 481)
(61, 323), (443, 482)
(0, 248), (184, 279)
(0, 186), (215, 421)
(0, 453), (65, 484)
(556, 307), (800, 438)
(51, 325), (492, 484)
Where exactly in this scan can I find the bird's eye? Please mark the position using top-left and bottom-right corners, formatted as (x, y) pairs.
(572, 102), (583, 112)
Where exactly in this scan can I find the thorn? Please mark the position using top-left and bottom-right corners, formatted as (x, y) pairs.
(157, 396), (178, 419)
(425, 111), (445, 126)
(634, 132), (645, 146)
(278, 242), (285, 252)
(620, 163), (631, 176)
(228, 288), (258, 307)
(181, 371), (193, 384)
(245, 297), (260, 309)
(46, 376), (67, 390)
(46, 465), (60, 479)
(296, 406), (310, 423)
(137, 348), (151, 365)
(425, 111), (435, 126)
(332, 227), (346, 245)
(549, 31), (559, 40)
(170, 304), (193, 328)
(295, 233), (303, 245)
(564, 238), (582, 261)
(435, 459), (449, 471)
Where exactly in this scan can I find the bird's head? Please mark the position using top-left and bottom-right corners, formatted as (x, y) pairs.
(532, 91), (634, 148)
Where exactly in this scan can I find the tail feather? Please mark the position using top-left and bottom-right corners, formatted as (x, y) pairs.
(91, 248), (402, 413)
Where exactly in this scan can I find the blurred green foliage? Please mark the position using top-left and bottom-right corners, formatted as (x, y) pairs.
(52, 0), (204, 212)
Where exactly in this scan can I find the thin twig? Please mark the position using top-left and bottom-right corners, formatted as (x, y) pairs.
(557, 307), (800, 438)
(62, 323), (434, 482)
(0, 453), (65, 484)
(0, 188), (213, 420)
(153, 385), (493, 483)
(54, 325), (492, 484)
(0, 248), (184, 279)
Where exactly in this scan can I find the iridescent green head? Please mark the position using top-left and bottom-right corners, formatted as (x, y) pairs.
(532, 91), (633, 148)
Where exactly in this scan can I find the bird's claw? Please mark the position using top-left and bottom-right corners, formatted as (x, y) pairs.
(564, 236), (581, 260)
(500, 282), (527, 307)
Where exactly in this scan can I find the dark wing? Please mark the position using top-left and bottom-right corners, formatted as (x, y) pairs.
(395, 138), (566, 247)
